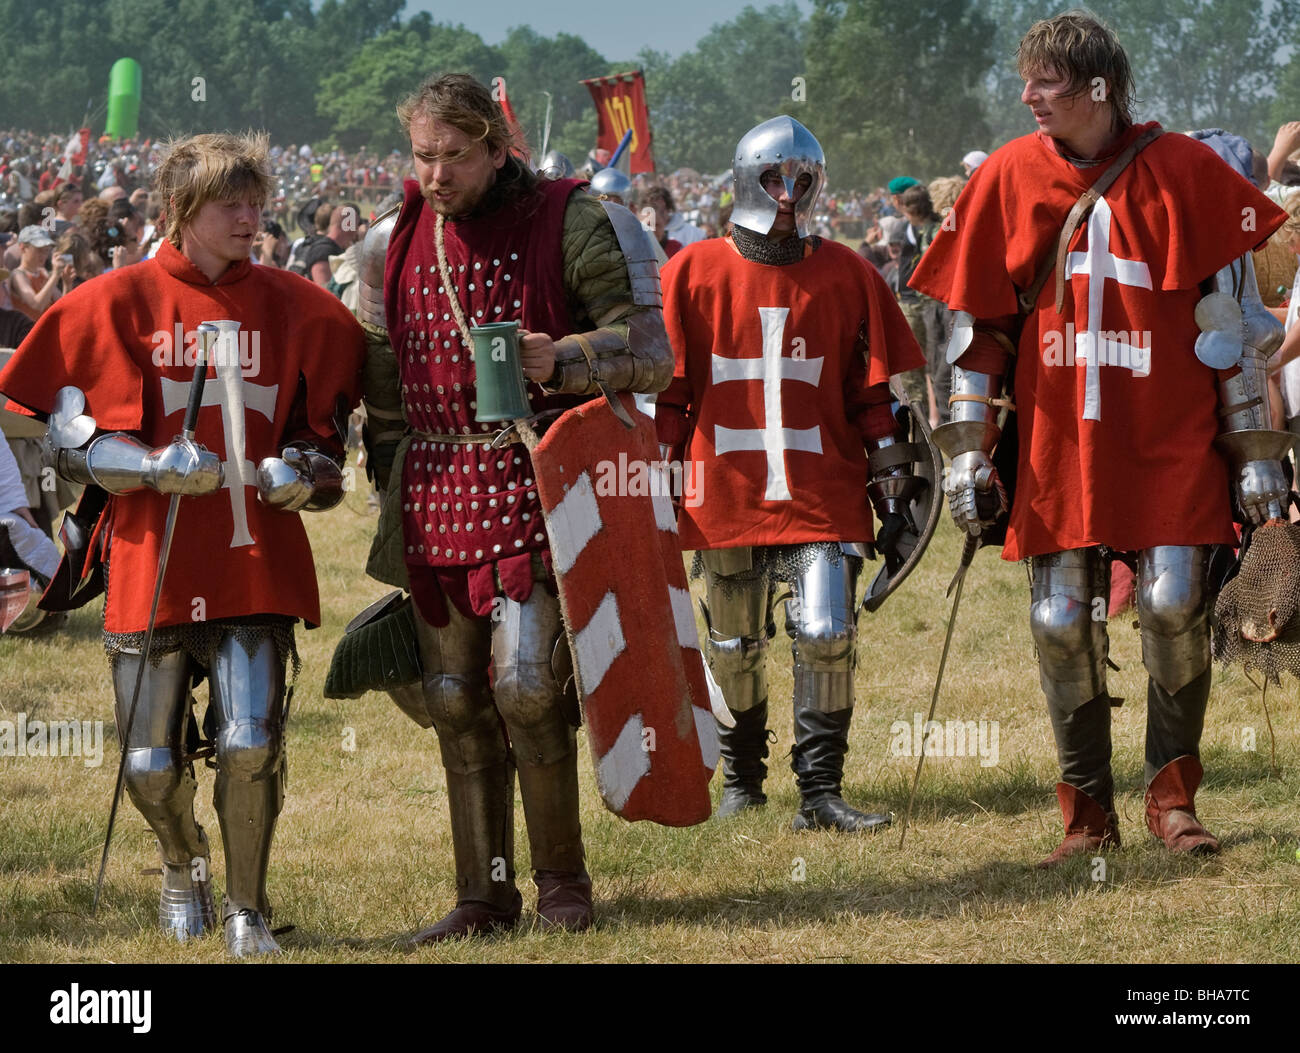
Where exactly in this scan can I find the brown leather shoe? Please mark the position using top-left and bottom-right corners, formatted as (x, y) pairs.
(1036, 782), (1120, 868)
(534, 870), (593, 932)
(1145, 756), (1220, 854)
(411, 892), (522, 944)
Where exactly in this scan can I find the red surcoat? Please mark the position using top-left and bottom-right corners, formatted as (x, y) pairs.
(658, 237), (924, 550)
(0, 241), (365, 631)
(910, 123), (1288, 560)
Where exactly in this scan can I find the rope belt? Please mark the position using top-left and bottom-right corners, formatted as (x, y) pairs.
(414, 429), (521, 446)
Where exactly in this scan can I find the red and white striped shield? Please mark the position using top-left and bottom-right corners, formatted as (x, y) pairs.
(531, 394), (715, 826)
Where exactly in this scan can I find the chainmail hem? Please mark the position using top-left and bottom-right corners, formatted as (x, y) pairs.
(692, 542), (851, 597)
(104, 617), (301, 682)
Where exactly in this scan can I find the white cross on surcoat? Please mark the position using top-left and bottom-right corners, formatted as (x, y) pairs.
(1065, 196), (1152, 421)
(160, 329), (278, 548)
(711, 306), (823, 501)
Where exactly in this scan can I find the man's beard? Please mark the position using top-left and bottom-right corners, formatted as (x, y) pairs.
(420, 178), (492, 220)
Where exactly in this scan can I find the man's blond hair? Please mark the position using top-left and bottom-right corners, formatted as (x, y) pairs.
(1017, 10), (1136, 127)
(153, 132), (273, 247)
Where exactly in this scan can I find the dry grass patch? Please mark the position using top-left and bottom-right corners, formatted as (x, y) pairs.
(2, 472), (1298, 963)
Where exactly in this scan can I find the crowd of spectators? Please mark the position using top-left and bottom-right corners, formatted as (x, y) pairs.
(12, 121), (1300, 446)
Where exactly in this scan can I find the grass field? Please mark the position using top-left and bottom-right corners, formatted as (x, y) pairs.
(2, 470), (1299, 964)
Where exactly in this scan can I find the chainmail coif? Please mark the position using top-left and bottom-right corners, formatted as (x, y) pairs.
(730, 224), (817, 266)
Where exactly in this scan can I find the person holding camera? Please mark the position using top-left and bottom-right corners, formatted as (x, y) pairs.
(9, 226), (70, 320)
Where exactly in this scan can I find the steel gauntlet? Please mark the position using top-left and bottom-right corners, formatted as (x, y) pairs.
(931, 366), (1007, 536)
(256, 447), (345, 512)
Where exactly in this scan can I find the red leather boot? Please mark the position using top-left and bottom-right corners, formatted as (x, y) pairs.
(1145, 756), (1220, 854)
(1036, 782), (1120, 868)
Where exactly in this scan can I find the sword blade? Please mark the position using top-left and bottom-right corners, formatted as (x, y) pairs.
(91, 327), (214, 914)
(899, 533), (978, 850)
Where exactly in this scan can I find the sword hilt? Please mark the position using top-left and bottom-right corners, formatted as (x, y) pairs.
(183, 323), (219, 441)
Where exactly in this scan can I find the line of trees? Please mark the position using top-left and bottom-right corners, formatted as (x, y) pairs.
(4, 0), (1300, 188)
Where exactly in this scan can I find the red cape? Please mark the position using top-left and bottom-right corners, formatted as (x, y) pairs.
(911, 124), (1287, 559)
(659, 237), (924, 549)
(0, 242), (365, 631)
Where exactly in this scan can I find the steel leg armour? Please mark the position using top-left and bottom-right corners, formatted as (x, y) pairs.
(701, 548), (771, 714)
(703, 549), (774, 814)
(786, 550), (859, 714)
(1136, 546), (1210, 697)
(1136, 546), (1212, 788)
(1029, 548), (1110, 715)
(210, 634), (286, 956)
(491, 586), (585, 880)
(1031, 548), (1116, 820)
(411, 604), (517, 915)
(111, 650), (215, 941)
(787, 549), (888, 832)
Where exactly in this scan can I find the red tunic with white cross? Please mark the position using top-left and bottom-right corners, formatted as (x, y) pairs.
(0, 240), (365, 632)
(383, 178), (588, 623)
(909, 123), (1288, 560)
(657, 237), (924, 550)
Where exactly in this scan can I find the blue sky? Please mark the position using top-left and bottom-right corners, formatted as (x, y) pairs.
(406, 0), (802, 60)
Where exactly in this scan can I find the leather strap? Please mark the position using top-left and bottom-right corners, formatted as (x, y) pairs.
(1017, 128), (1164, 316)
(949, 393), (1017, 411)
(570, 331), (636, 429)
(1217, 397), (1263, 417)
(867, 442), (922, 472)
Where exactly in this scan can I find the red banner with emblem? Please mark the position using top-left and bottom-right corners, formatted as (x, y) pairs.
(581, 71), (655, 174)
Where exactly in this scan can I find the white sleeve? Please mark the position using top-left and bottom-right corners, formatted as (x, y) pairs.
(0, 438), (29, 513)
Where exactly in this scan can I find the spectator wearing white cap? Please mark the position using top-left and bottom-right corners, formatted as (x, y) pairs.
(961, 150), (989, 176)
(9, 226), (71, 321)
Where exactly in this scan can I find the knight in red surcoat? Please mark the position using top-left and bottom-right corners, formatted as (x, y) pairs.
(657, 116), (929, 833)
(911, 13), (1290, 865)
(0, 132), (366, 954)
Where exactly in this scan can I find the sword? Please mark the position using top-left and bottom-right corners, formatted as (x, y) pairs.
(91, 322), (217, 914)
(898, 531), (978, 850)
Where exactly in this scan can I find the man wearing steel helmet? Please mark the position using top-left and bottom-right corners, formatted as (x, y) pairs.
(657, 116), (927, 831)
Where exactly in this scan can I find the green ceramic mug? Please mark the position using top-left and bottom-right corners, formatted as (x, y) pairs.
(470, 321), (532, 422)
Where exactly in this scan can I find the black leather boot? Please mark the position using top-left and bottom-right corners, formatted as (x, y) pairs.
(715, 702), (771, 817)
(790, 706), (891, 832)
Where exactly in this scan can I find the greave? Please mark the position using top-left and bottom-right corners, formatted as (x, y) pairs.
(1136, 546), (1210, 696)
(491, 584), (585, 877)
(443, 761), (518, 908)
(210, 635), (286, 918)
(788, 549), (858, 714)
(1029, 549), (1110, 714)
(111, 650), (215, 941)
(515, 747), (585, 876)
